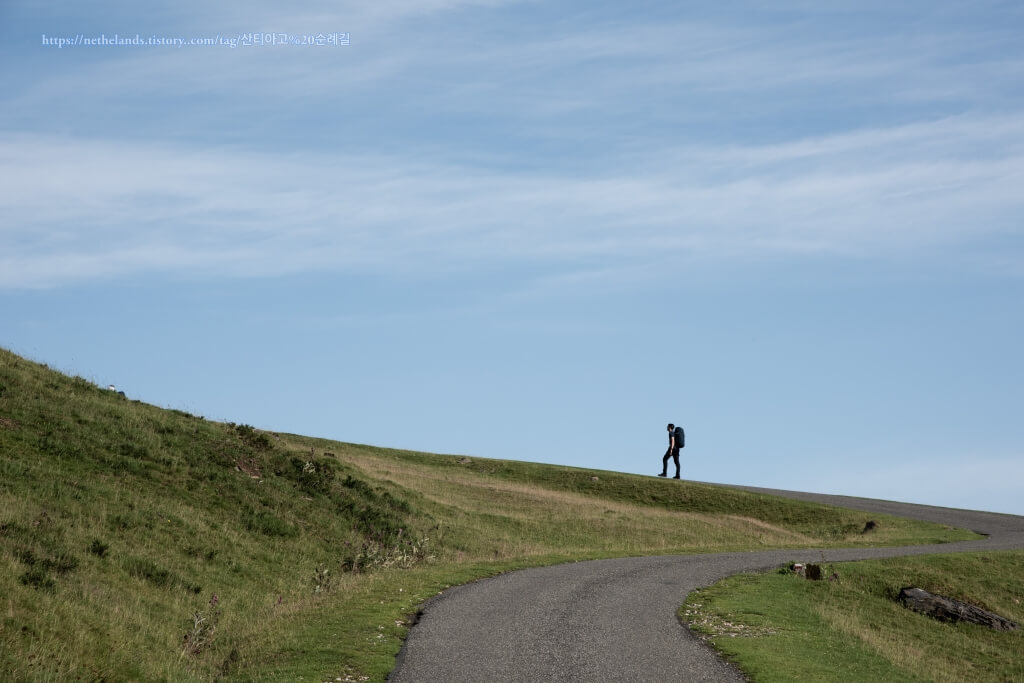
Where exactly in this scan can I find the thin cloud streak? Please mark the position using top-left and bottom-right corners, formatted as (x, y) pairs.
(2, 112), (1023, 289)
(9, 4), (1020, 142)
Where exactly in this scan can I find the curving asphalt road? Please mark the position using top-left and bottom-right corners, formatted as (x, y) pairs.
(388, 485), (1024, 682)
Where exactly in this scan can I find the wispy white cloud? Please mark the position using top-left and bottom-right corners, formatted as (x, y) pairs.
(402, 11), (1024, 126)
(4, 2), (1024, 289)
(10, 2), (1021, 136)
(2, 110), (1022, 288)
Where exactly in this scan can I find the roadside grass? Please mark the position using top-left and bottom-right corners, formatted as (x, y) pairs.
(0, 347), (984, 681)
(682, 551), (1024, 682)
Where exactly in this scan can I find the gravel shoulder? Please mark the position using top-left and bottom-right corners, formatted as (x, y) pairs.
(388, 487), (1024, 682)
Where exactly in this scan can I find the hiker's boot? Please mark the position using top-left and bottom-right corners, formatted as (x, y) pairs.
(657, 472), (667, 477)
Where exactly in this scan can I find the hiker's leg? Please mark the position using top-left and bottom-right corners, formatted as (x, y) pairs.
(661, 448), (671, 475)
(672, 448), (681, 478)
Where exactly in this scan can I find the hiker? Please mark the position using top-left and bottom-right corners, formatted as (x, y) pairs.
(658, 423), (685, 479)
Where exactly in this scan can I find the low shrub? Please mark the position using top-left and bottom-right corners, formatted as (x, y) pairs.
(19, 567), (56, 592)
(339, 530), (434, 573)
(289, 457), (335, 496)
(235, 424), (272, 450)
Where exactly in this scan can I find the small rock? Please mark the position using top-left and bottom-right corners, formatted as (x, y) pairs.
(458, 457), (472, 465)
(863, 520), (879, 533)
(591, 476), (599, 482)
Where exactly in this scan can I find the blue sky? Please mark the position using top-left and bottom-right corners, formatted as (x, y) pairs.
(2, 1), (1023, 515)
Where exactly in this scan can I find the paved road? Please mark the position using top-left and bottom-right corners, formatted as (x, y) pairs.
(388, 486), (1024, 682)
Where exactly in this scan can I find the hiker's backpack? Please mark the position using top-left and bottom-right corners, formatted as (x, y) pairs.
(673, 426), (685, 448)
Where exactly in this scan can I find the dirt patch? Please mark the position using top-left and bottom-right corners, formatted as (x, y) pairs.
(0, 417), (19, 430)
(234, 457), (262, 479)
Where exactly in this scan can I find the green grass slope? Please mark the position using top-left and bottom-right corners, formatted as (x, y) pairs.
(684, 551), (1024, 682)
(0, 348), (979, 681)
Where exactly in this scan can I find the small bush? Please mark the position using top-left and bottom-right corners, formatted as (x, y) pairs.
(15, 547), (79, 574)
(88, 539), (109, 557)
(235, 424), (272, 450)
(313, 564), (332, 593)
(287, 457), (335, 495)
(19, 567), (56, 591)
(339, 531), (434, 574)
(183, 594), (222, 657)
(0, 521), (23, 537)
(341, 474), (373, 495)
(14, 547), (38, 566)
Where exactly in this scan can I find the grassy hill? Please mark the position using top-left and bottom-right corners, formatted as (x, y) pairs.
(0, 347), (980, 681)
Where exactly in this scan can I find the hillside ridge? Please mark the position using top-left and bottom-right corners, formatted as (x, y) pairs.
(0, 347), (979, 681)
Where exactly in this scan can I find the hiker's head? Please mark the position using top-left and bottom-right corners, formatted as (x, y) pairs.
(667, 423), (674, 430)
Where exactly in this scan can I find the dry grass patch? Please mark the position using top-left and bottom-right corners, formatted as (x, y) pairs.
(327, 449), (838, 558)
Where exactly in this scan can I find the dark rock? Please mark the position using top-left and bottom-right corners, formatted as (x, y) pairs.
(898, 587), (1019, 631)
(862, 520), (878, 533)
(805, 563), (823, 581)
